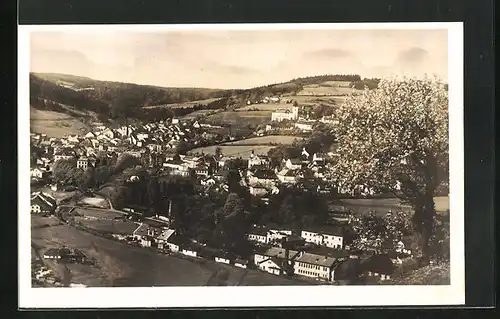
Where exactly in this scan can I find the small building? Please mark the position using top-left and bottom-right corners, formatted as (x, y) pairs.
(215, 251), (234, 265)
(249, 185), (269, 197)
(194, 164), (210, 178)
(254, 247), (299, 276)
(247, 226), (269, 244)
(285, 158), (302, 170)
(277, 169), (298, 184)
(30, 192), (57, 214)
(76, 156), (96, 170)
(294, 122), (313, 132)
(361, 253), (395, 281)
(166, 234), (190, 253)
(301, 226), (344, 249)
(235, 259), (248, 269)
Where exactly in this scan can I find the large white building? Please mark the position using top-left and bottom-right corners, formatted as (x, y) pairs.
(301, 227), (344, 249)
(271, 107), (299, 122)
(293, 251), (346, 282)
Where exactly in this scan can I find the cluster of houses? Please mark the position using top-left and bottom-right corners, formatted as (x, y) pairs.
(30, 118), (231, 183)
(121, 213), (410, 283)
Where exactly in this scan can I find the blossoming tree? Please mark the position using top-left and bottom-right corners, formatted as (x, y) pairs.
(333, 76), (449, 263)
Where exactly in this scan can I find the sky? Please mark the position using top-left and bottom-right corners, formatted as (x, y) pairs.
(30, 28), (448, 89)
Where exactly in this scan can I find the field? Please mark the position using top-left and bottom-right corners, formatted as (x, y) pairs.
(77, 196), (109, 209)
(223, 135), (303, 146)
(236, 103), (293, 111)
(71, 207), (124, 220)
(188, 145), (274, 159)
(180, 109), (217, 120)
(338, 196), (450, 214)
(297, 82), (357, 96)
(290, 95), (346, 106)
(31, 215), (63, 229)
(205, 110), (272, 127)
(321, 80), (353, 87)
(30, 107), (89, 138)
(74, 218), (139, 235)
(145, 98), (221, 109)
(31, 217), (304, 287)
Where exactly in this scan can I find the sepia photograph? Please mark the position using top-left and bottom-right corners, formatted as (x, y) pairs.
(18, 23), (464, 308)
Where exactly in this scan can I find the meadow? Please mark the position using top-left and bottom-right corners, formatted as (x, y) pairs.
(31, 221), (303, 287)
(223, 135), (303, 146)
(236, 103), (293, 111)
(205, 110), (272, 127)
(338, 196), (450, 214)
(189, 145), (274, 159)
(144, 97), (221, 109)
(77, 196), (110, 209)
(297, 82), (357, 96)
(30, 106), (89, 138)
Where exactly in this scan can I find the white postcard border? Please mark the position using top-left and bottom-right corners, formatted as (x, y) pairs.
(18, 22), (464, 308)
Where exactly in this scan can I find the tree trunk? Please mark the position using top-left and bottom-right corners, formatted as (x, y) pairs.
(412, 193), (436, 266)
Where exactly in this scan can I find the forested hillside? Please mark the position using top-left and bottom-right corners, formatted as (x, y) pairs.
(29, 73), (380, 123)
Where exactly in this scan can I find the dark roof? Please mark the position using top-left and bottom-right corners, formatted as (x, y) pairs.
(198, 246), (218, 259)
(31, 192), (57, 210)
(361, 254), (395, 275)
(167, 234), (191, 246)
(248, 226), (268, 236)
(166, 158), (185, 165)
(288, 158), (302, 164)
(215, 251), (236, 260)
(235, 258), (248, 265)
(252, 168), (276, 180)
(307, 247), (350, 259)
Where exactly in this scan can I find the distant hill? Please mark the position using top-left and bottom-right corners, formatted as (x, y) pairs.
(29, 72), (379, 123)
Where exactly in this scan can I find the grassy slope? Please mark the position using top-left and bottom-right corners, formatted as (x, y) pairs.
(31, 218), (302, 287)
(384, 263), (450, 285)
(30, 106), (90, 138)
(188, 145), (274, 159)
(339, 197), (450, 214)
(223, 135), (304, 145)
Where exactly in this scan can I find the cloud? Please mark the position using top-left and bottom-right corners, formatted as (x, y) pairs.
(396, 47), (429, 64)
(306, 48), (353, 58)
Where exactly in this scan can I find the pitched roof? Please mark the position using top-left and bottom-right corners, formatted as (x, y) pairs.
(31, 192), (57, 209)
(295, 252), (338, 268)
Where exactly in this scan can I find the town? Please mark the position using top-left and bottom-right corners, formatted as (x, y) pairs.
(30, 75), (451, 287)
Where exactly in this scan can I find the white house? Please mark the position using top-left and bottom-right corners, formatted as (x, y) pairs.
(301, 227), (344, 249)
(248, 152), (269, 169)
(277, 169), (298, 184)
(271, 107), (299, 122)
(285, 158), (302, 170)
(235, 259), (248, 269)
(249, 185), (269, 197)
(247, 226), (269, 244)
(295, 122), (313, 132)
(254, 247), (300, 275)
(30, 167), (47, 179)
(181, 247), (198, 257)
(267, 229), (293, 245)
